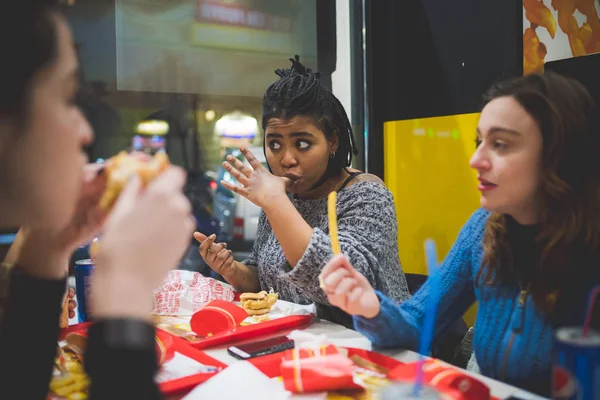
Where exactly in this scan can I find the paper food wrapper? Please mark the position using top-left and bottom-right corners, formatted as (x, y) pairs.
(153, 270), (234, 316)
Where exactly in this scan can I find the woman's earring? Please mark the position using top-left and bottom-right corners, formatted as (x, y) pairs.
(330, 151), (336, 160)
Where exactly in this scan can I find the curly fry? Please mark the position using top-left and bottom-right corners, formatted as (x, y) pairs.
(523, 27), (547, 75)
(579, 22), (594, 50)
(576, 0), (600, 44)
(545, 0), (600, 57)
(524, 0), (557, 38)
(568, 31), (587, 56)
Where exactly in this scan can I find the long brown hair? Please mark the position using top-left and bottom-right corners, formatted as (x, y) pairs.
(477, 72), (600, 311)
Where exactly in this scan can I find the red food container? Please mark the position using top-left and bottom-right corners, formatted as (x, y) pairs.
(189, 300), (249, 337)
(388, 359), (491, 400)
(280, 344), (359, 393)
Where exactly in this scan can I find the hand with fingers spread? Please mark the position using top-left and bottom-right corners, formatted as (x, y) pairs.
(193, 232), (235, 278)
(220, 147), (291, 210)
(319, 254), (381, 319)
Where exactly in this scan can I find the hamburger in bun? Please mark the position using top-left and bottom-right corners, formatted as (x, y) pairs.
(240, 290), (279, 315)
(99, 151), (170, 210)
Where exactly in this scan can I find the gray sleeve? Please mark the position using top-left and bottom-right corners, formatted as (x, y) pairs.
(282, 184), (399, 305)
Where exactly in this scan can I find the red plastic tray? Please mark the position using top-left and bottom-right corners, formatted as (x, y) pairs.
(248, 346), (405, 378)
(58, 323), (227, 396)
(62, 310), (313, 351)
(247, 350), (503, 400)
(189, 314), (314, 350)
(157, 334), (227, 395)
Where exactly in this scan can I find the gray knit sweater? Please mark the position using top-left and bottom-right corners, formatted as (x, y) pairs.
(243, 181), (410, 328)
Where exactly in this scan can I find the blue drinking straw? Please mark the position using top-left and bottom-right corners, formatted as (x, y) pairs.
(414, 239), (442, 396)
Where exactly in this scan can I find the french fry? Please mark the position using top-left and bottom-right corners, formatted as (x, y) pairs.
(523, 27), (547, 75)
(50, 343), (90, 399)
(327, 191), (342, 256)
(67, 393), (88, 400)
(319, 191), (342, 291)
(54, 377), (88, 397)
(524, 0), (557, 38)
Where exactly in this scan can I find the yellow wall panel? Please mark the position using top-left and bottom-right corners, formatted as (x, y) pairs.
(384, 113), (482, 327)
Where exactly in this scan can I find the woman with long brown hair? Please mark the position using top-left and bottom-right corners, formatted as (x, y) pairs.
(319, 72), (600, 396)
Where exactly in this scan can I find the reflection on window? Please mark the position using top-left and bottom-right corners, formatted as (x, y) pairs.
(64, 0), (317, 174)
(63, 0), (318, 256)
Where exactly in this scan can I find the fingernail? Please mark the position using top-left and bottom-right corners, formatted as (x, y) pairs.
(209, 234), (216, 239)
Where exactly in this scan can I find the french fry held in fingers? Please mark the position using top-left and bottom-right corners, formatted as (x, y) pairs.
(327, 191), (342, 256)
(319, 191), (342, 290)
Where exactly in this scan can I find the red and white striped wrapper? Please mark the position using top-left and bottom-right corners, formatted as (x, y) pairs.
(152, 270), (234, 316)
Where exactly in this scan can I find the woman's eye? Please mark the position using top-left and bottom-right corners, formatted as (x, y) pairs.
(475, 138), (482, 148)
(492, 140), (508, 150)
(269, 142), (281, 150)
(297, 140), (310, 150)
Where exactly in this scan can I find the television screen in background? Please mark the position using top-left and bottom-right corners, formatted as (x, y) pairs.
(62, 0), (318, 171)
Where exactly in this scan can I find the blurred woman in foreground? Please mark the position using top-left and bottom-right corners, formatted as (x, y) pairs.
(0, 2), (193, 398)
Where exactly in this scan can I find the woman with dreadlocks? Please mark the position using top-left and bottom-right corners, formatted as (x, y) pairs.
(194, 56), (409, 328)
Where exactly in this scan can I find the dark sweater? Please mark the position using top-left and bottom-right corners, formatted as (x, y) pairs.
(0, 266), (161, 400)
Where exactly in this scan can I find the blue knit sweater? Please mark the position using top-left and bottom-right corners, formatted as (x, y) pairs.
(354, 208), (599, 395)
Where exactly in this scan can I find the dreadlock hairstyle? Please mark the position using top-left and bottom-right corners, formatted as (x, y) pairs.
(262, 55), (359, 182)
(476, 72), (600, 312)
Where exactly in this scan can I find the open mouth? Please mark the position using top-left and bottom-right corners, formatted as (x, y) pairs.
(478, 178), (497, 192)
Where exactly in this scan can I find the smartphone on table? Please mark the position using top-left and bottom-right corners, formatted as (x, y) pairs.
(227, 336), (295, 360)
